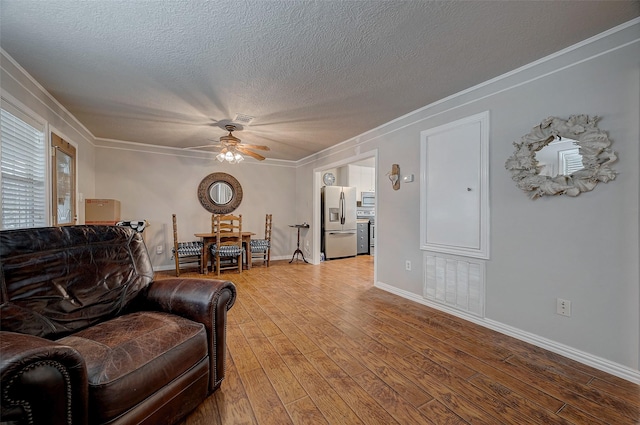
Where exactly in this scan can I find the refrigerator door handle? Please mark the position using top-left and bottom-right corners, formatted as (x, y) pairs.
(328, 231), (357, 235)
(339, 190), (345, 224)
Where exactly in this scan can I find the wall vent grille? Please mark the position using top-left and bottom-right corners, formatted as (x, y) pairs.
(423, 253), (485, 317)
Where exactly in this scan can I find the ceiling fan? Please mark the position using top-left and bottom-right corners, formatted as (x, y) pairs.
(184, 124), (270, 162)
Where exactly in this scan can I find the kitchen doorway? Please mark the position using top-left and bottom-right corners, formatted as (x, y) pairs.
(313, 150), (377, 284)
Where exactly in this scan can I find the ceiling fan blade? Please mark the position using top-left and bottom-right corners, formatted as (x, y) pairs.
(239, 143), (270, 151)
(236, 147), (266, 161)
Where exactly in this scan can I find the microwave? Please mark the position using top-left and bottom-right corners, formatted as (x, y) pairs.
(361, 192), (375, 207)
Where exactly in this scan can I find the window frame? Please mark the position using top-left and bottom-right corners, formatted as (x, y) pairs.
(0, 96), (51, 230)
(50, 130), (77, 226)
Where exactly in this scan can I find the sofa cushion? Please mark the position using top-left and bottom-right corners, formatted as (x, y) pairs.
(250, 238), (270, 251)
(58, 311), (207, 423)
(209, 244), (245, 257)
(0, 226), (153, 339)
(172, 241), (203, 258)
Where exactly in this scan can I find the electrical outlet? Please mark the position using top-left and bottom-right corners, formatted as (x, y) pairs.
(405, 260), (412, 271)
(556, 298), (571, 317)
(156, 245), (163, 255)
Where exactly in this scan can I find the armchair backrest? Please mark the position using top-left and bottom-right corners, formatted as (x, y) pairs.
(0, 225), (154, 339)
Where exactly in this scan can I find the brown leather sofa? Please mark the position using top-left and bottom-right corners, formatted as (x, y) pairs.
(0, 225), (236, 425)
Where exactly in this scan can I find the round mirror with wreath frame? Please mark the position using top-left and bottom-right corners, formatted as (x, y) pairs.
(197, 172), (243, 214)
(505, 115), (617, 199)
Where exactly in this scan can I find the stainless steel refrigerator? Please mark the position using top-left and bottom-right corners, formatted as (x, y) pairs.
(321, 186), (357, 259)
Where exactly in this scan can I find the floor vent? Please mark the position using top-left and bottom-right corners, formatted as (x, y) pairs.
(423, 253), (485, 317)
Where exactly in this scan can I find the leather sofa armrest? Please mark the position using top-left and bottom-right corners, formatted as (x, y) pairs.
(0, 331), (88, 425)
(143, 278), (237, 392)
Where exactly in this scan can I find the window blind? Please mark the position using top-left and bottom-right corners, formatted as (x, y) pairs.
(1, 107), (47, 229)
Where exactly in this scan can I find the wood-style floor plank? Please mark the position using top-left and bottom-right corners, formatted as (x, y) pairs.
(303, 349), (400, 425)
(208, 350), (256, 425)
(418, 399), (468, 424)
(167, 256), (640, 425)
(238, 322), (307, 405)
(352, 369), (437, 424)
(285, 396), (329, 425)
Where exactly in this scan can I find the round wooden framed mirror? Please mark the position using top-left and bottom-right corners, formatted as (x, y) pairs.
(197, 172), (243, 214)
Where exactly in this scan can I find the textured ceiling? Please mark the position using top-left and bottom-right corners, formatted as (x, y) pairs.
(1, 1), (638, 161)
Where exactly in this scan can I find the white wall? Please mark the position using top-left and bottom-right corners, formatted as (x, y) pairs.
(94, 146), (297, 269)
(295, 20), (640, 380)
(2, 20), (638, 381)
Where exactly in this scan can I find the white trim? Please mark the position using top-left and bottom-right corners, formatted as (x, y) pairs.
(3, 19), (637, 168)
(295, 18), (640, 168)
(1, 50), (95, 147)
(95, 137), (296, 167)
(0, 92), (46, 128)
(483, 318), (640, 386)
(375, 280), (640, 385)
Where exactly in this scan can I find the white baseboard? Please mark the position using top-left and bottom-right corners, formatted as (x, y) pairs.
(375, 280), (640, 385)
(270, 255), (294, 262)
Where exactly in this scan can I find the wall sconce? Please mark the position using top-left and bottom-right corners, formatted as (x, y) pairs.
(387, 164), (400, 190)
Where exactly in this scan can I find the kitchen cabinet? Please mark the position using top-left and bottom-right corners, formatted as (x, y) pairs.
(360, 166), (375, 192)
(345, 164), (375, 201)
(357, 221), (369, 255)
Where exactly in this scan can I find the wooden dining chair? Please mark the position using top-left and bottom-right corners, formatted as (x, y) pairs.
(250, 214), (272, 267)
(171, 214), (203, 277)
(211, 214), (244, 276)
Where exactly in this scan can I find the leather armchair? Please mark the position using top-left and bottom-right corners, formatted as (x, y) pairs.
(0, 226), (236, 425)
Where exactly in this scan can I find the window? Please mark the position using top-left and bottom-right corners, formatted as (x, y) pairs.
(0, 103), (47, 229)
(51, 132), (76, 226)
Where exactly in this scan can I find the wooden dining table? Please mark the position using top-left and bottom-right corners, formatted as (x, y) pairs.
(194, 232), (255, 274)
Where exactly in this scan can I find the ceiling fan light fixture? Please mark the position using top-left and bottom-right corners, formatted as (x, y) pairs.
(185, 124), (265, 162)
(217, 149), (244, 164)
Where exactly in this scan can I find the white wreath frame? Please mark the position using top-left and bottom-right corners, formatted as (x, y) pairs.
(505, 115), (617, 199)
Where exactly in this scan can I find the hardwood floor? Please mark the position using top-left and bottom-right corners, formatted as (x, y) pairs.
(158, 256), (640, 425)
